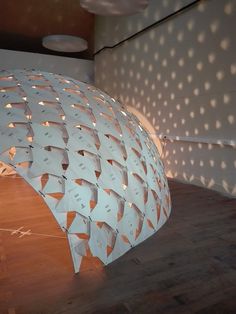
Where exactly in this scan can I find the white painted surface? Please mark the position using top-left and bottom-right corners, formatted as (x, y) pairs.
(0, 49), (94, 83)
(95, 0), (236, 197)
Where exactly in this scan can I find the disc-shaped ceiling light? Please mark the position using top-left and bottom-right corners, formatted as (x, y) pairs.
(80, 0), (149, 15)
(42, 35), (88, 52)
(0, 69), (171, 273)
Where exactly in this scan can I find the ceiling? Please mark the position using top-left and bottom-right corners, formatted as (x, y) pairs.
(0, 0), (94, 59)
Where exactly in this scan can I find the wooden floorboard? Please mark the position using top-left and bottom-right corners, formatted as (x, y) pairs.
(0, 177), (235, 314)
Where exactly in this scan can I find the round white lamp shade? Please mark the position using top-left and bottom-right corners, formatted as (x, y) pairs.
(42, 35), (88, 52)
(0, 70), (171, 272)
(80, 0), (149, 15)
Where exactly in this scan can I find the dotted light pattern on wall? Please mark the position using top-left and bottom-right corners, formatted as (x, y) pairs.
(95, 0), (236, 196)
(0, 70), (171, 272)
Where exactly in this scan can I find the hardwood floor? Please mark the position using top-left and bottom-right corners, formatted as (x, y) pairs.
(0, 177), (235, 314)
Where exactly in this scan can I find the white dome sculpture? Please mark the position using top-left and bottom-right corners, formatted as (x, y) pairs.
(0, 69), (171, 272)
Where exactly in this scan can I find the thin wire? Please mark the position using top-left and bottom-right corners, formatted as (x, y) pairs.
(0, 228), (67, 239)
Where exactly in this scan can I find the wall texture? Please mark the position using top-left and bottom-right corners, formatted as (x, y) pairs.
(95, 0), (193, 52)
(0, 49), (94, 83)
(95, 0), (236, 197)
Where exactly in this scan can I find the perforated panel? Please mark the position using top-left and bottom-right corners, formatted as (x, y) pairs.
(0, 69), (171, 272)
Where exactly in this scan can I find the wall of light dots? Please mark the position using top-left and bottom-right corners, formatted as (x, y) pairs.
(94, 0), (236, 197)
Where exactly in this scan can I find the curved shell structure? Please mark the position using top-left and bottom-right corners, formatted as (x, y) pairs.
(0, 70), (171, 272)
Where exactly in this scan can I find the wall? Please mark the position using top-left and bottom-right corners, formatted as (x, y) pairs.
(95, 0), (193, 51)
(95, 0), (236, 197)
(0, 49), (94, 83)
